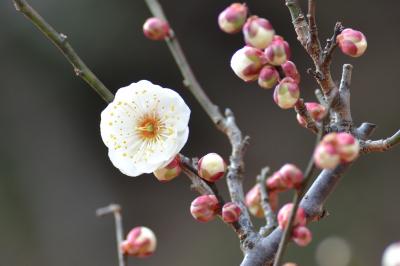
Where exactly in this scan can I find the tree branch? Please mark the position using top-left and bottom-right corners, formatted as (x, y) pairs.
(96, 204), (126, 266)
(144, 0), (256, 247)
(240, 124), (375, 266)
(330, 64), (353, 131)
(12, 0), (114, 103)
(361, 130), (400, 153)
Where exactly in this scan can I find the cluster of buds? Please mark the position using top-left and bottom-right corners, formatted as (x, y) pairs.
(314, 132), (360, 169)
(222, 202), (241, 223)
(121, 226), (157, 258)
(245, 164), (303, 217)
(382, 242), (400, 266)
(197, 153), (227, 182)
(142, 17), (170, 41)
(219, 3), (303, 110)
(277, 204), (312, 247)
(153, 156), (182, 182)
(296, 102), (326, 128)
(337, 28), (367, 58)
(190, 195), (220, 222)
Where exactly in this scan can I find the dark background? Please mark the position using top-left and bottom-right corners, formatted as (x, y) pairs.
(1, 0), (399, 265)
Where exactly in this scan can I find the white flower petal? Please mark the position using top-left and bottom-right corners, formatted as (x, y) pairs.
(100, 80), (190, 177)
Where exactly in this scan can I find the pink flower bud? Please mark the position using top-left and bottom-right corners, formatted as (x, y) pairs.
(292, 226), (312, 246)
(230, 46), (266, 82)
(314, 142), (340, 169)
(245, 184), (264, 218)
(382, 242), (400, 266)
(197, 153), (227, 182)
(258, 65), (280, 89)
(336, 132), (360, 162)
(218, 3), (248, 34)
(121, 226), (157, 258)
(153, 156), (181, 182)
(273, 35), (291, 59)
(190, 195), (220, 222)
(273, 77), (300, 109)
(222, 202), (241, 223)
(143, 17), (170, 41)
(277, 203), (307, 229)
(296, 102), (327, 127)
(279, 164), (304, 189)
(245, 184), (279, 218)
(283, 263), (298, 266)
(282, 61), (300, 84)
(266, 171), (287, 192)
(265, 36), (291, 65)
(337, 28), (367, 57)
(243, 16), (275, 49)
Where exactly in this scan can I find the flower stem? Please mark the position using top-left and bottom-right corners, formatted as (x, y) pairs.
(12, 0), (114, 103)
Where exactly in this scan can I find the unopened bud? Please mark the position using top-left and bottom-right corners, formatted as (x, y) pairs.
(258, 65), (279, 89)
(296, 102), (327, 127)
(277, 203), (306, 229)
(218, 3), (248, 34)
(222, 202), (241, 223)
(121, 226), (157, 258)
(282, 61), (300, 84)
(143, 17), (170, 41)
(198, 153), (227, 182)
(382, 242), (400, 266)
(245, 184), (279, 218)
(292, 226), (312, 247)
(336, 132), (359, 162)
(190, 195), (220, 222)
(245, 184), (264, 218)
(273, 77), (300, 109)
(265, 36), (291, 65)
(230, 46), (266, 82)
(337, 28), (367, 57)
(314, 142), (340, 169)
(279, 164), (304, 189)
(243, 16), (275, 49)
(153, 156), (181, 182)
(266, 171), (286, 192)
(283, 263), (298, 266)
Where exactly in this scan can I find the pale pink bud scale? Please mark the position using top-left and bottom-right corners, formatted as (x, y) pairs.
(143, 17), (170, 41)
(190, 195), (220, 222)
(222, 202), (242, 223)
(121, 226), (157, 258)
(218, 3), (248, 34)
(273, 77), (300, 109)
(198, 153), (227, 182)
(243, 16), (275, 49)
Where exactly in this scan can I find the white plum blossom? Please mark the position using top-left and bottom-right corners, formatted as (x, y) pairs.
(100, 80), (190, 177)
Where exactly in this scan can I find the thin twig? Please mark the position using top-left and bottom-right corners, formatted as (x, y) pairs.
(257, 167), (277, 236)
(272, 134), (321, 266)
(361, 130), (400, 153)
(306, 0), (321, 62)
(13, 0), (114, 103)
(96, 204), (126, 266)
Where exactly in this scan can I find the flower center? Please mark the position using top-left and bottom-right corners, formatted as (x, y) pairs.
(136, 114), (163, 141)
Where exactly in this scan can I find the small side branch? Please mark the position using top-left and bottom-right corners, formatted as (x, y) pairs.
(13, 0), (114, 103)
(96, 204), (126, 266)
(307, 0), (321, 61)
(331, 64), (353, 131)
(257, 167), (277, 236)
(361, 130), (400, 153)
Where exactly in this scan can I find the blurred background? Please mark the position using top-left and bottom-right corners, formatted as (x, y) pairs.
(1, 0), (399, 265)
